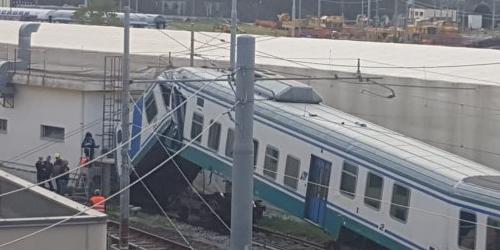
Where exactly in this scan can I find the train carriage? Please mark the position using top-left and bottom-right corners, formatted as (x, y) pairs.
(129, 67), (500, 250)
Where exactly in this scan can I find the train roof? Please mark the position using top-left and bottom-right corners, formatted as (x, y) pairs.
(170, 67), (500, 209)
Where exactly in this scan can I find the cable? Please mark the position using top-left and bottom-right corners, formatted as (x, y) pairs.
(128, 92), (232, 231)
(129, 158), (194, 249)
(0, 105), (235, 249)
(0, 73), (228, 199)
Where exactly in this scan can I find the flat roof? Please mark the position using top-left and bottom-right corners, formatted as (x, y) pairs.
(1, 20), (499, 86)
(0, 168), (106, 224)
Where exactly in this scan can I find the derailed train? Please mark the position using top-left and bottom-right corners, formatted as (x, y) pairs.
(127, 67), (500, 249)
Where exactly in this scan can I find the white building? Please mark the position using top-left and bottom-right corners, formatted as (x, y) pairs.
(1, 20), (500, 175)
(0, 168), (107, 250)
(409, 7), (457, 24)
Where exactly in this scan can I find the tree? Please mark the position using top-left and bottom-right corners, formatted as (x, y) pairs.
(73, 0), (121, 26)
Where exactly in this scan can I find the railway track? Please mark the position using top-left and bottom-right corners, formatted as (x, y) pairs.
(253, 225), (328, 250)
(107, 220), (191, 250)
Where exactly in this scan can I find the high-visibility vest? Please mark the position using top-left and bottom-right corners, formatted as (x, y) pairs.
(90, 196), (106, 213)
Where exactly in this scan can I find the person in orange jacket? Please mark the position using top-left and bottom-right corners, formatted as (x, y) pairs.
(89, 189), (106, 213)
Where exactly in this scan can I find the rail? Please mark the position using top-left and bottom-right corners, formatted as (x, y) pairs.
(253, 225), (328, 250)
(107, 220), (191, 250)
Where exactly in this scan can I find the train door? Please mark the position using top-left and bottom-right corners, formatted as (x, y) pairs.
(304, 155), (332, 226)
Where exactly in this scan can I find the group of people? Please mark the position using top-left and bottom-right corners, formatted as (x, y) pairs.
(35, 153), (70, 195)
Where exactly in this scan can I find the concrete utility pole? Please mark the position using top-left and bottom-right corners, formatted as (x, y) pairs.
(291, 0), (296, 37)
(190, 23), (194, 67)
(229, 0), (237, 70)
(230, 35), (255, 250)
(119, 5), (131, 250)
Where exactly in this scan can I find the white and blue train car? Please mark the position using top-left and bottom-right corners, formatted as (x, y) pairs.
(129, 67), (500, 250)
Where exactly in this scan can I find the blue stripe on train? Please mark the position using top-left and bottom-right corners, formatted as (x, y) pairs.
(130, 97), (143, 157)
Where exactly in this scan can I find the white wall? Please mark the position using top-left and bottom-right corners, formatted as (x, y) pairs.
(0, 85), (103, 170)
(0, 222), (106, 250)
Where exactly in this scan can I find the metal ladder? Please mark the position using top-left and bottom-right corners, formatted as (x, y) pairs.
(101, 56), (123, 158)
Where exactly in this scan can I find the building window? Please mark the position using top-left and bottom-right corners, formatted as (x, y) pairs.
(0, 119), (7, 134)
(207, 121), (221, 151)
(284, 155), (300, 190)
(487, 217), (500, 250)
(41, 125), (65, 141)
(190, 113), (203, 143)
(364, 173), (384, 209)
(458, 210), (476, 250)
(253, 139), (259, 166)
(340, 162), (358, 198)
(225, 128), (234, 158)
(390, 184), (411, 222)
(197, 97), (204, 107)
(145, 92), (158, 123)
(263, 146), (279, 179)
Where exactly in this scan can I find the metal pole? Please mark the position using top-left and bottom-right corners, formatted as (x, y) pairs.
(230, 0), (237, 70)
(135, 0), (139, 12)
(291, 0), (296, 37)
(493, 0), (496, 31)
(190, 23), (194, 67)
(317, 0), (321, 29)
(393, 0), (398, 26)
(368, 0), (371, 20)
(230, 35), (255, 250)
(461, 0), (465, 32)
(376, 0), (379, 25)
(298, 0), (302, 35)
(119, 5), (131, 250)
(362, 0), (365, 17)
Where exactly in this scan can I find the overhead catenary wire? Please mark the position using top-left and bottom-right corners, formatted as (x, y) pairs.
(0, 73), (232, 199)
(0, 105), (235, 249)
(129, 158), (194, 249)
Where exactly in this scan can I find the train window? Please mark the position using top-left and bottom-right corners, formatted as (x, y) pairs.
(340, 162), (358, 198)
(284, 155), (300, 190)
(458, 210), (476, 249)
(190, 113), (204, 143)
(390, 184), (411, 223)
(487, 217), (500, 250)
(263, 146), (279, 180)
(159, 84), (171, 107)
(197, 97), (204, 107)
(145, 92), (158, 123)
(207, 121), (221, 151)
(253, 139), (259, 166)
(225, 128), (234, 158)
(364, 173), (384, 210)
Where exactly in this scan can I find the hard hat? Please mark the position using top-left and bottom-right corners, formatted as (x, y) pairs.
(94, 189), (101, 195)
(54, 153), (61, 159)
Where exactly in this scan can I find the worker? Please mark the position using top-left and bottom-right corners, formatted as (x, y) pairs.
(89, 189), (106, 213)
(81, 132), (99, 160)
(35, 157), (44, 185)
(41, 155), (54, 191)
(53, 153), (69, 194)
